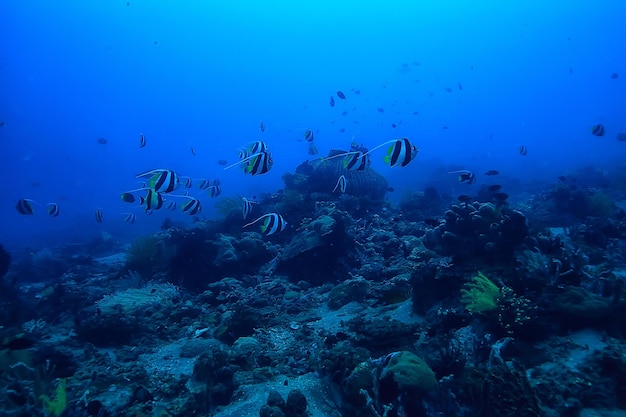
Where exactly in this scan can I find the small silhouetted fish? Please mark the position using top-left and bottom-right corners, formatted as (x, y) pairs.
(445, 87), (452, 93)
(354, 89), (361, 94)
(569, 67), (573, 74)
(485, 170), (500, 176)
(329, 96), (335, 107)
(488, 184), (502, 192)
(424, 219), (440, 227)
(493, 192), (509, 201)
(442, 126), (448, 130)
(610, 73), (619, 79)
(97, 137), (108, 145)
(337, 91), (346, 100)
(518, 145), (528, 156)
(387, 186), (394, 192)
(260, 120), (265, 132)
(457, 195), (472, 203)
(458, 82), (463, 90)
(121, 192), (136, 203)
(391, 123), (397, 128)
(341, 111), (348, 116)
(616, 132), (626, 142)
(31, 181), (41, 188)
(377, 107), (384, 113)
(339, 128), (346, 133)
(557, 176), (567, 182)
(412, 111), (419, 115)
(591, 124), (605, 136)
(217, 159), (227, 166)
(1, 337), (35, 351)
(0, 121), (5, 127)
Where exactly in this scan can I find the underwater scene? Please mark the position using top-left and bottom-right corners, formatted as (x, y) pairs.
(2, 1), (626, 416)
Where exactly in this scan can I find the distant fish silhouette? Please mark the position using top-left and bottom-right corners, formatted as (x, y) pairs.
(591, 124), (605, 137)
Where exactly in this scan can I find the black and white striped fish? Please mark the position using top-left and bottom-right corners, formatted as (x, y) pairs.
(242, 197), (256, 220)
(181, 197), (202, 215)
(243, 212), (287, 236)
(15, 198), (35, 215)
(136, 169), (180, 193)
(47, 203), (60, 217)
(139, 189), (164, 211)
(343, 151), (370, 171)
(333, 175), (347, 193)
(95, 208), (104, 223)
(383, 138), (419, 167)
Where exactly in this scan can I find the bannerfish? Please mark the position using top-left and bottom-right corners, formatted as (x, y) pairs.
(16, 198), (36, 215)
(139, 189), (163, 211)
(591, 124), (605, 137)
(95, 208), (104, 223)
(308, 143), (318, 155)
(449, 170), (476, 184)
(337, 91), (346, 101)
(260, 120), (265, 133)
(243, 213), (287, 236)
(242, 197), (256, 220)
(343, 151), (370, 171)
(382, 138), (419, 167)
(139, 133), (146, 148)
(206, 185), (221, 198)
(136, 169), (180, 193)
(330, 96), (335, 107)
(303, 129), (314, 142)
(617, 132), (626, 142)
(47, 203), (60, 217)
(123, 213), (136, 224)
(518, 145), (528, 156)
(333, 175), (347, 193)
(181, 197), (202, 215)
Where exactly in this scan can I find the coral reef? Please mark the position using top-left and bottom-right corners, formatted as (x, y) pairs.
(423, 201), (528, 262)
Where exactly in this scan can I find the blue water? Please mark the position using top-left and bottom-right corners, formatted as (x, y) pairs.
(1, 1), (625, 251)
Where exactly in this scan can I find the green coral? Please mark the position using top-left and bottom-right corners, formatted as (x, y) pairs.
(381, 351), (437, 392)
(461, 271), (501, 314)
(40, 378), (67, 416)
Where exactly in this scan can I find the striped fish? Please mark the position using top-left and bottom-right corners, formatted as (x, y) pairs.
(591, 124), (605, 137)
(242, 197), (256, 220)
(181, 197), (202, 215)
(207, 185), (221, 198)
(123, 213), (136, 224)
(16, 198), (36, 215)
(343, 151), (369, 171)
(47, 203), (60, 217)
(243, 213), (287, 236)
(238, 141), (268, 160)
(139, 189), (164, 211)
(245, 151), (273, 175)
(136, 169), (180, 193)
(332, 175), (347, 193)
(139, 133), (147, 148)
(518, 145), (528, 156)
(166, 201), (177, 211)
(197, 178), (220, 190)
(383, 138), (419, 167)
(95, 208), (104, 223)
